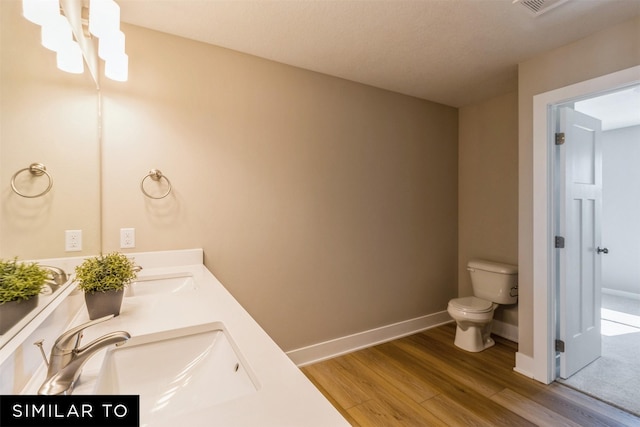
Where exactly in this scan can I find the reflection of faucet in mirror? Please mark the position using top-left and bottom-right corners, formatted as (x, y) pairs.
(40, 266), (69, 292)
(35, 314), (130, 395)
(0, 0), (101, 353)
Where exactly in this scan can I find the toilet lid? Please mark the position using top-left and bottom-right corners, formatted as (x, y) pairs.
(449, 296), (494, 313)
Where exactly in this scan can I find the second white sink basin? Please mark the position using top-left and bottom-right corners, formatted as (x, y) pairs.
(94, 322), (259, 424)
(126, 274), (198, 297)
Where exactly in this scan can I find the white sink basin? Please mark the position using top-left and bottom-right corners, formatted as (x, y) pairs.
(94, 323), (259, 424)
(126, 274), (198, 297)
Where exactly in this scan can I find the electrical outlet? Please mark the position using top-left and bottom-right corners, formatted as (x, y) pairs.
(120, 228), (135, 248)
(65, 230), (82, 252)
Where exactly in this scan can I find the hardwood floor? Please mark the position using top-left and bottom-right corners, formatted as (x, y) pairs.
(302, 323), (640, 426)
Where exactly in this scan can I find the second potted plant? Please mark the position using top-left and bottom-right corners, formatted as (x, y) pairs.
(74, 252), (138, 320)
(0, 258), (48, 334)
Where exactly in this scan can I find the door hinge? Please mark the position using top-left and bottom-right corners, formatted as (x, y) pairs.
(555, 132), (565, 145)
(555, 339), (565, 353)
(555, 236), (565, 248)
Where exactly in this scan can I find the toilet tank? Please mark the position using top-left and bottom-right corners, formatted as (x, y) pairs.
(467, 259), (518, 304)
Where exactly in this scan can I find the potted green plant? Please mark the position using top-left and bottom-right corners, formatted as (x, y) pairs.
(74, 252), (138, 320)
(0, 258), (48, 334)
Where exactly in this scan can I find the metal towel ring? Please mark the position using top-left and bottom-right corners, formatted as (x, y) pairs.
(141, 169), (172, 199)
(10, 163), (54, 198)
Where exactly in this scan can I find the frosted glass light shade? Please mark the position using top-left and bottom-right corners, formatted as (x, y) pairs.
(23, 0), (59, 26)
(41, 14), (72, 52)
(98, 30), (125, 61)
(57, 40), (84, 74)
(105, 53), (128, 81)
(89, 0), (120, 38)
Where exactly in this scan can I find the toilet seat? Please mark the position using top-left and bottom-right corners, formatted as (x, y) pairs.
(448, 296), (494, 313)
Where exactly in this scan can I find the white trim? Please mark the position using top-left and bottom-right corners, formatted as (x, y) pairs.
(492, 319), (519, 343)
(602, 287), (640, 300)
(514, 351), (535, 379)
(530, 65), (640, 385)
(287, 311), (453, 367)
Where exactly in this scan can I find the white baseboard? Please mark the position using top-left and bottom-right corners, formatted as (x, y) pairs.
(287, 311), (453, 367)
(602, 287), (640, 300)
(491, 319), (519, 343)
(514, 352), (535, 379)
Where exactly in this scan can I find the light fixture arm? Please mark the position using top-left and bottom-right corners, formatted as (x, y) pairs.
(60, 0), (99, 85)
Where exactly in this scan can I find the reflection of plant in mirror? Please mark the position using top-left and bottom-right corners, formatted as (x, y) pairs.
(0, 258), (48, 303)
(75, 252), (137, 294)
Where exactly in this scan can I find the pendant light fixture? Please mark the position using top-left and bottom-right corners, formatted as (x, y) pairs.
(22, 0), (127, 82)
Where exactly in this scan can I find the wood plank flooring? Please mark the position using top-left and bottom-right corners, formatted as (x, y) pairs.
(302, 323), (640, 426)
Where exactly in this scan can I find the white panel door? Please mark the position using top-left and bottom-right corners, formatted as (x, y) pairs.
(557, 107), (603, 379)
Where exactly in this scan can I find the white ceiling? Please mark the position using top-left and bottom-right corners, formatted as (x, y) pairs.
(575, 85), (640, 131)
(118, 0), (640, 108)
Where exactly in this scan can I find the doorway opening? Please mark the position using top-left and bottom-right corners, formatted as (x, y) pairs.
(551, 86), (640, 416)
(527, 65), (640, 417)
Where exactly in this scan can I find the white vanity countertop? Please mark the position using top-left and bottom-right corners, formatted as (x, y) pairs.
(21, 250), (349, 427)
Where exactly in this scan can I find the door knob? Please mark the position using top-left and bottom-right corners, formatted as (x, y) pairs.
(597, 247), (609, 254)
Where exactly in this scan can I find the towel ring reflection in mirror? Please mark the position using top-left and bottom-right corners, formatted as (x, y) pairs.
(11, 163), (54, 198)
(141, 169), (172, 199)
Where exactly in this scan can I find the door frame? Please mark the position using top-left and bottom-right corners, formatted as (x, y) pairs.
(530, 65), (640, 384)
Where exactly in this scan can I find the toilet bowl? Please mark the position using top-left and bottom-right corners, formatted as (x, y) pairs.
(447, 297), (497, 352)
(448, 260), (518, 352)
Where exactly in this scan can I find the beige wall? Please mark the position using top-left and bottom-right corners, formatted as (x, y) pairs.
(458, 91), (518, 325)
(517, 17), (640, 356)
(100, 25), (459, 351)
(0, 0), (100, 260)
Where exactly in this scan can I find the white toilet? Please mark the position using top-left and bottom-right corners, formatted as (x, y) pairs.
(447, 259), (518, 352)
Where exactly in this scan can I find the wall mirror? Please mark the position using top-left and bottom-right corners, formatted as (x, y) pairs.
(0, 0), (101, 349)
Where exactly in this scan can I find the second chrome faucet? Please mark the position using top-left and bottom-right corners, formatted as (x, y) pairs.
(35, 314), (130, 395)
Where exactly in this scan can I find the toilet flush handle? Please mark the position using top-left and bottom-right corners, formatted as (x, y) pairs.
(597, 247), (609, 254)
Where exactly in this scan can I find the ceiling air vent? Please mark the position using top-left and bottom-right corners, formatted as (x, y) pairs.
(513, 0), (572, 17)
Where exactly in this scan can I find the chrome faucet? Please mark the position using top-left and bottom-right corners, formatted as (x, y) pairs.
(35, 314), (130, 395)
(40, 265), (69, 291)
